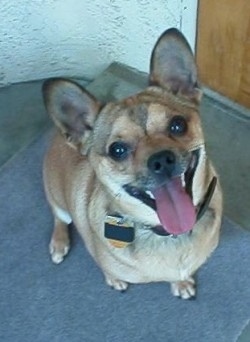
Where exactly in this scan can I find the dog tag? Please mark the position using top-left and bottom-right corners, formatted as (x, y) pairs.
(104, 215), (135, 248)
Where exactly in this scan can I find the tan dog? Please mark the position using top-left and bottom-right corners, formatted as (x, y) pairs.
(43, 28), (222, 299)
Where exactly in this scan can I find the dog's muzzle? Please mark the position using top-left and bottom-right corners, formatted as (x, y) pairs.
(124, 149), (200, 210)
(124, 149), (217, 236)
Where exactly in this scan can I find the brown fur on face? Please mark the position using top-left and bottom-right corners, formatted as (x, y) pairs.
(43, 28), (222, 299)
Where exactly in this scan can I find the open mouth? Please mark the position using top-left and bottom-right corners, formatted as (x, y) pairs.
(123, 149), (200, 236)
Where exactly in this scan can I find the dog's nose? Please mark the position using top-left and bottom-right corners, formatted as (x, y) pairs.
(147, 150), (176, 178)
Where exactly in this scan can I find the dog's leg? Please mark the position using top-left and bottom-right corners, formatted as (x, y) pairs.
(49, 216), (71, 264)
(105, 274), (129, 292)
(170, 277), (196, 300)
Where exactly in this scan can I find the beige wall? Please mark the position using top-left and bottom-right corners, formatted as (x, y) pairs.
(0, 0), (198, 86)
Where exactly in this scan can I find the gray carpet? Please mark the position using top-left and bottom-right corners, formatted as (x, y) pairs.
(0, 130), (249, 342)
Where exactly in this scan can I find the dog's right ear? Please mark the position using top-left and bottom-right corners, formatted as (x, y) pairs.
(42, 78), (101, 154)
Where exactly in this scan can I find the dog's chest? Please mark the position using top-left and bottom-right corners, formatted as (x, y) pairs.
(107, 234), (201, 283)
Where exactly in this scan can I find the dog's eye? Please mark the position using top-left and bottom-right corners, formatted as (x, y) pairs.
(168, 115), (187, 136)
(109, 142), (130, 161)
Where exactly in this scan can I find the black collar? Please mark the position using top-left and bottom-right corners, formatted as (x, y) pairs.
(196, 176), (217, 221)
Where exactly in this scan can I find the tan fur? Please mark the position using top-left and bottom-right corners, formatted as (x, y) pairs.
(43, 28), (223, 299)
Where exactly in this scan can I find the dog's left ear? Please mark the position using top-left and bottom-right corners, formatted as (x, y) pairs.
(150, 28), (202, 103)
(43, 78), (101, 154)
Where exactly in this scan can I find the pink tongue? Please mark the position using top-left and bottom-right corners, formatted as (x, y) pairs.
(152, 178), (196, 235)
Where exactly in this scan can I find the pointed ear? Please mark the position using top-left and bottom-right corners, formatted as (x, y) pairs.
(149, 28), (202, 103)
(42, 78), (101, 153)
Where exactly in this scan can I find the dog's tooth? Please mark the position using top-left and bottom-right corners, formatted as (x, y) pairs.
(146, 191), (155, 199)
(181, 173), (186, 188)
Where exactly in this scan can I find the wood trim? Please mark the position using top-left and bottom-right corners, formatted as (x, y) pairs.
(196, 0), (250, 108)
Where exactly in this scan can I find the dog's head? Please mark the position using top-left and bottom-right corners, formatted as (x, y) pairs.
(43, 28), (208, 236)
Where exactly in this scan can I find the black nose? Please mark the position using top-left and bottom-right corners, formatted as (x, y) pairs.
(147, 150), (176, 178)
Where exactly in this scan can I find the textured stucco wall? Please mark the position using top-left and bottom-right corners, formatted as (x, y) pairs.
(0, 0), (198, 86)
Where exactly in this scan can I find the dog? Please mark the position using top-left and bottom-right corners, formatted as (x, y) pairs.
(42, 28), (222, 299)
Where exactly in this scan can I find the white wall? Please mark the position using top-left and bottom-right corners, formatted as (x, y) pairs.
(0, 0), (198, 86)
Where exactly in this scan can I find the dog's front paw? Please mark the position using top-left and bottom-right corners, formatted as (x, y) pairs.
(49, 238), (70, 264)
(105, 276), (129, 292)
(170, 277), (196, 300)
